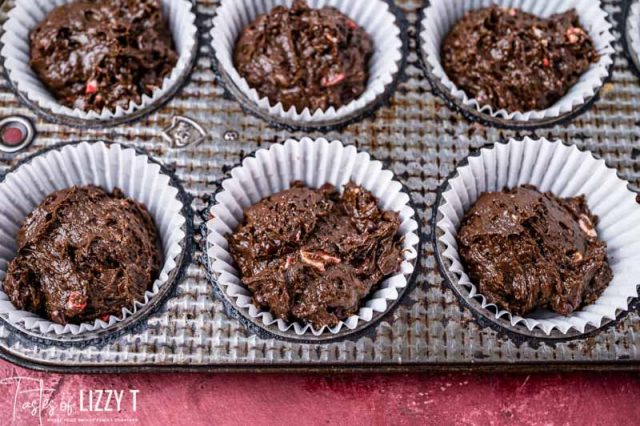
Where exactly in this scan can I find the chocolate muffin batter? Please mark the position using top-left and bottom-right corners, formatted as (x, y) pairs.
(3, 186), (162, 325)
(229, 182), (403, 328)
(457, 186), (612, 316)
(441, 6), (599, 112)
(233, 0), (374, 113)
(29, 0), (178, 112)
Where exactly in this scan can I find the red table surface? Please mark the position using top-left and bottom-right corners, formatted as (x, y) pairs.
(0, 359), (638, 425)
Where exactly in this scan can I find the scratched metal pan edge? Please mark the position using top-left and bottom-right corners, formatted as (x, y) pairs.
(1, 345), (640, 373)
(0, 0), (201, 129)
(431, 138), (640, 344)
(209, 0), (410, 133)
(198, 138), (424, 344)
(0, 140), (195, 347)
(415, 0), (617, 131)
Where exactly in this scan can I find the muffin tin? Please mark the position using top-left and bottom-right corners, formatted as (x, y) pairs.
(0, 0), (638, 372)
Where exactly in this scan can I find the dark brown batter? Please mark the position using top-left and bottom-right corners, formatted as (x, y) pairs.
(441, 6), (599, 112)
(29, 0), (178, 112)
(233, 0), (374, 113)
(457, 186), (612, 316)
(4, 186), (162, 325)
(229, 182), (403, 328)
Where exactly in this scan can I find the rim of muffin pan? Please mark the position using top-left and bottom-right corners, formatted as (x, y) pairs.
(198, 140), (423, 343)
(208, 0), (410, 133)
(415, 0), (617, 131)
(0, 0), (201, 129)
(0, 140), (194, 347)
(431, 139), (640, 344)
(621, 0), (640, 80)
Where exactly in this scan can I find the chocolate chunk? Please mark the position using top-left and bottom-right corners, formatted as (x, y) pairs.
(229, 182), (403, 328)
(441, 6), (599, 112)
(4, 186), (162, 325)
(29, 0), (178, 112)
(233, 0), (374, 113)
(457, 185), (612, 316)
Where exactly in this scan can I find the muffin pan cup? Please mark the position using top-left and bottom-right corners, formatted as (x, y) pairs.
(209, 0), (409, 132)
(0, 0), (639, 371)
(0, 0), (199, 128)
(202, 137), (421, 341)
(432, 137), (640, 339)
(417, 0), (616, 130)
(0, 141), (193, 343)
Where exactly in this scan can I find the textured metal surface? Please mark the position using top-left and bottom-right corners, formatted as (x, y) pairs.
(0, 0), (638, 370)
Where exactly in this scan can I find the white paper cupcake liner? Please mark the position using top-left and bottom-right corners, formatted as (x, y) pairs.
(435, 137), (640, 336)
(625, 0), (640, 74)
(210, 0), (405, 128)
(419, 0), (615, 123)
(0, 142), (187, 336)
(204, 137), (420, 338)
(0, 0), (198, 124)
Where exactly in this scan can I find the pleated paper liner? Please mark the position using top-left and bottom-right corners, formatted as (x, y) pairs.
(623, 0), (640, 79)
(0, 0), (198, 128)
(432, 137), (640, 340)
(417, 0), (615, 130)
(202, 138), (421, 341)
(0, 141), (193, 343)
(210, 0), (408, 132)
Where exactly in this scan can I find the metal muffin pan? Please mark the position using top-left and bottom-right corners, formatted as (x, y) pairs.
(0, 0), (638, 372)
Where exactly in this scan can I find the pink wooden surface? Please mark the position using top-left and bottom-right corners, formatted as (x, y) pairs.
(0, 360), (638, 425)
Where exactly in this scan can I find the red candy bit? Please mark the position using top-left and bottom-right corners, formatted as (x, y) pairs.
(321, 72), (346, 87)
(65, 291), (88, 312)
(542, 57), (551, 68)
(85, 80), (98, 95)
(284, 254), (296, 270)
(101, 314), (111, 322)
(346, 19), (358, 30)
